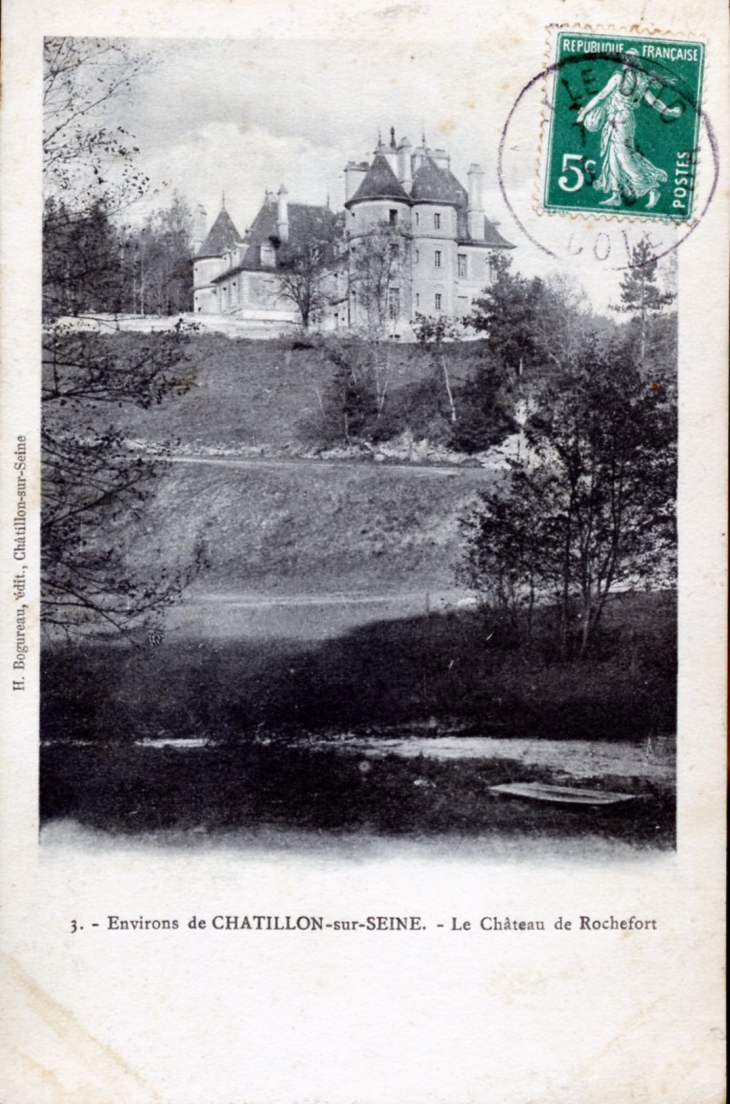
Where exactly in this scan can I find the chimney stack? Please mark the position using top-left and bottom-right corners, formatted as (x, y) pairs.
(193, 204), (207, 252)
(345, 161), (368, 201)
(467, 163), (485, 240)
(412, 135), (428, 175)
(397, 137), (413, 193)
(277, 185), (289, 242)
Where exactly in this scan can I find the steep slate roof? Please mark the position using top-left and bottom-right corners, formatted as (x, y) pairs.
(196, 207), (242, 258)
(476, 217), (515, 249)
(212, 200), (340, 278)
(346, 152), (410, 206)
(411, 156), (466, 204)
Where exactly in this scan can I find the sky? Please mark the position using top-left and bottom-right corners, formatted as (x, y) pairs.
(94, 35), (681, 313)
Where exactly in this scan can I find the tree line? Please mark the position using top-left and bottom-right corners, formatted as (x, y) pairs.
(43, 193), (195, 321)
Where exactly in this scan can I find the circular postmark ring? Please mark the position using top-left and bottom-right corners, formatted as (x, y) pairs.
(498, 50), (719, 270)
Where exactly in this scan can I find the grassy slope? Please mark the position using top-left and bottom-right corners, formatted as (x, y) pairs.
(85, 333), (496, 595)
(136, 461), (492, 595)
(44, 333), (677, 744)
(111, 333), (488, 450)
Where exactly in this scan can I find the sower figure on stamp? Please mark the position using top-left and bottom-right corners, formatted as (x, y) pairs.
(576, 48), (683, 209)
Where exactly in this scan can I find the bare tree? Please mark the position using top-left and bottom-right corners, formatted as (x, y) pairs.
(44, 37), (151, 209)
(42, 38), (201, 637)
(42, 326), (204, 637)
(275, 221), (345, 330)
(350, 220), (407, 339)
(123, 193), (195, 316)
(413, 313), (462, 424)
(350, 221), (407, 413)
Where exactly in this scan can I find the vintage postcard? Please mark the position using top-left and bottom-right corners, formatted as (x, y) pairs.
(0, 0), (726, 1101)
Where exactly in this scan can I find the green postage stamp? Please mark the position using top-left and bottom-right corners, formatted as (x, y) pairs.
(543, 30), (705, 221)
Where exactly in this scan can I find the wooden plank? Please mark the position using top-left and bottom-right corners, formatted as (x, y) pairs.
(489, 783), (639, 806)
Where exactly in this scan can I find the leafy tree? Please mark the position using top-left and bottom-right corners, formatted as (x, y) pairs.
(464, 257), (619, 456)
(612, 239), (676, 367)
(460, 342), (676, 656)
(316, 339), (379, 444)
(413, 308), (517, 454)
(448, 355), (517, 454)
(470, 254), (594, 385)
(275, 219), (345, 330)
(468, 253), (545, 378)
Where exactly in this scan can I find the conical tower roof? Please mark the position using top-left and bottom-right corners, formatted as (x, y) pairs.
(196, 207), (242, 258)
(345, 152), (410, 207)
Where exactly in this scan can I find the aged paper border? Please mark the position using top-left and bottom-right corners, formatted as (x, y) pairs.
(1, 1), (726, 1101)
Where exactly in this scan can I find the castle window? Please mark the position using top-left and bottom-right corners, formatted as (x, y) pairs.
(416, 293), (420, 308)
(389, 288), (400, 320)
(434, 213), (441, 229)
(434, 250), (442, 268)
(415, 212), (420, 226)
(414, 249), (419, 264)
(435, 293), (442, 310)
(458, 254), (467, 278)
(389, 209), (398, 226)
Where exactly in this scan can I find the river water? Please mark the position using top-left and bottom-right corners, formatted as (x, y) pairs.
(126, 732), (675, 784)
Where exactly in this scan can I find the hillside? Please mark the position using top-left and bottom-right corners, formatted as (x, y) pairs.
(102, 332), (506, 612)
(105, 332), (498, 454)
(138, 457), (493, 600)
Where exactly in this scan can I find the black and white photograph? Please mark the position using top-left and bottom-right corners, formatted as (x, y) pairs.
(40, 34), (679, 855)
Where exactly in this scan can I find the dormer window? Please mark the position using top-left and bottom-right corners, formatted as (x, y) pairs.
(261, 242), (276, 268)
